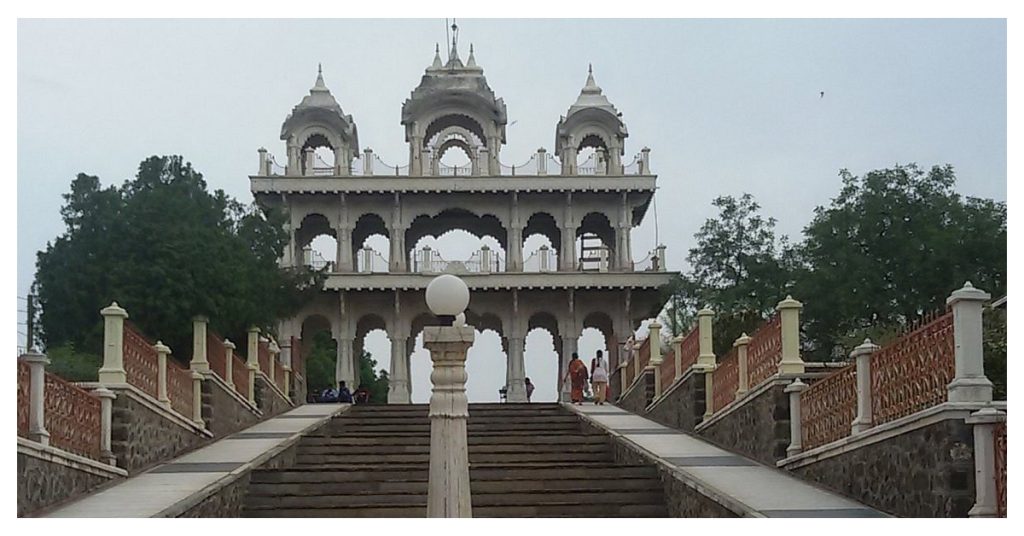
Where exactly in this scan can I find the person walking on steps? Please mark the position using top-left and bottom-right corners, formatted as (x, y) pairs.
(525, 377), (535, 402)
(562, 352), (588, 405)
(590, 350), (609, 405)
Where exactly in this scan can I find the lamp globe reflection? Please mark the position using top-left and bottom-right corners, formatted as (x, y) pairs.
(425, 274), (470, 325)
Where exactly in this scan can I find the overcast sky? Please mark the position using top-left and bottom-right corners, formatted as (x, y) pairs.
(17, 19), (1006, 402)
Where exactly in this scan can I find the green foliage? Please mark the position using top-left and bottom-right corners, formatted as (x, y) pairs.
(983, 303), (1007, 400)
(797, 164), (1007, 360)
(33, 155), (324, 362)
(303, 331), (390, 403)
(359, 352), (390, 404)
(44, 343), (102, 382)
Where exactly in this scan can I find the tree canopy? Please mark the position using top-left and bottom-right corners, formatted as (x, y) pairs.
(33, 155), (323, 363)
(303, 330), (390, 403)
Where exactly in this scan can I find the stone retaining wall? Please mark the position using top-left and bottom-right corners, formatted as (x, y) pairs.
(645, 371), (706, 433)
(202, 377), (262, 439)
(17, 451), (119, 517)
(696, 382), (790, 466)
(255, 376), (291, 418)
(787, 417), (975, 517)
(110, 389), (207, 473)
(617, 370), (654, 415)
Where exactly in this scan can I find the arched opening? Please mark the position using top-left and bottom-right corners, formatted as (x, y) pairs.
(436, 138), (474, 176)
(577, 212), (616, 272)
(576, 133), (609, 175)
(300, 133), (335, 176)
(352, 213), (390, 273)
(407, 210), (507, 273)
(424, 114), (487, 147)
(525, 312), (561, 403)
(356, 314), (391, 402)
(409, 312), (506, 404)
(296, 214), (337, 270)
(299, 315), (336, 400)
(522, 212), (561, 272)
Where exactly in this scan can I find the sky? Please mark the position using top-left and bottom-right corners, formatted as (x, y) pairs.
(16, 19), (1007, 402)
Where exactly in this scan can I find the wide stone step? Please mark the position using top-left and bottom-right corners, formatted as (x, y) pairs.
(327, 415), (581, 425)
(242, 503), (667, 518)
(296, 442), (608, 455)
(245, 489), (664, 509)
(338, 409), (569, 419)
(295, 451), (613, 465)
(247, 476), (662, 496)
(251, 464), (657, 484)
(299, 433), (606, 446)
(324, 423), (582, 433)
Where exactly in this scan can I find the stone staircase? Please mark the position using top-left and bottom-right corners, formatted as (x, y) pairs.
(242, 403), (668, 517)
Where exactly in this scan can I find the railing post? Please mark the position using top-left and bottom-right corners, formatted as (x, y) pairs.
(655, 245), (667, 272)
(537, 148), (548, 175)
(785, 378), (808, 456)
(734, 333), (751, 397)
(98, 302), (129, 385)
(850, 338), (879, 434)
(946, 282), (994, 403)
(280, 340), (292, 399)
(649, 321), (662, 398)
(673, 335), (683, 380)
(191, 315), (210, 373)
(154, 341), (172, 409)
(702, 371), (714, 422)
(303, 147), (315, 176)
(247, 327), (260, 405)
(257, 147), (268, 175)
(363, 148), (374, 176)
(965, 407), (1007, 517)
(776, 296), (805, 375)
(268, 340), (280, 386)
(480, 245), (492, 274)
(23, 350), (50, 446)
(632, 339), (642, 384)
(191, 371), (205, 428)
(639, 147), (651, 174)
(696, 307), (715, 368)
(94, 387), (117, 466)
(224, 339), (236, 391)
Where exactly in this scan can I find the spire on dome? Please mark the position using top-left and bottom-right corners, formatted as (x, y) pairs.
(568, 64), (615, 113)
(431, 43), (443, 69)
(582, 63), (601, 94)
(313, 63), (327, 91)
(467, 43), (477, 68)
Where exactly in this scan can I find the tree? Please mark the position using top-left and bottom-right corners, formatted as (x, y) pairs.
(669, 194), (796, 356)
(33, 155), (324, 366)
(303, 330), (390, 403)
(797, 164), (1007, 360)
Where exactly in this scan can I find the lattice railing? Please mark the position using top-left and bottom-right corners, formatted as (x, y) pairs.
(677, 326), (700, 375)
(747, 313), (782, 390)
(258, 341), (271, 377)
(523, 248), (557, 272)
(712, 347), (740, 413)
(231, 352), (248, 394)
(17, 360), (30, 437)
(166, 359), (194, 419)
(658, 346), (676, 394)
(44, 372), (102, 460)
(123, 322), (160, 400)
(801, 364), (857, 450)
(358, 248), (389, 273)
(995, 422), (1007, 518)
(636, 337), (652, 373)
(274, 359), (286, 393)
(207, 332), (228, 382)
(871, 311), (954, 426)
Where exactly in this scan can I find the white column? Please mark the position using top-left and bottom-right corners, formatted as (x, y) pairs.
(563, 225), (578, 271)
(98, 302), (129, 385)
(257, 147), (268, 175)
(479, 245), (492, 273)
(388, 334), (411, 404)
(508, 227), (522, 272)
(336, 336), (354, 388)
(191, 371), (205, 427)
(280, 341), (292, 398)
(507, 336), (527, 402)
(190, 315), (210, 373)
(966, 407), (1006, 517)
(154, 341), (172, 409)
(734, 333), (751, 396)
(850, 339), (880, 434)
(696, 307), (716, 368)
(336, 224), (353, 272)
(537, 148), (548, 175)
(422, 325), (475, 517)
(224, 339), (236, 391)
(268, 341), (279, 386)
(246, 327), (259, 405)
(776, 296), (805, 375)
(648, 321), (663, 398)
(303, 147), (315, 176)
(23, 351), (50, 445)
(947, 282), (994, 403)
(94, 387), (117, 466)
(785, 378), (808, 456)
(560, 335), (578, 402)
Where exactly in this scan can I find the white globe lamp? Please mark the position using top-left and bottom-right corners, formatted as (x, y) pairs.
(425, 274), (470, 326)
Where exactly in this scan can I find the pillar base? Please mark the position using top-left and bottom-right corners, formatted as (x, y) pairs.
(97, 369), (127, 385)
(948, 377), (994, 403)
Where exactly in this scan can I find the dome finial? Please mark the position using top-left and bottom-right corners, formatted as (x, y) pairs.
(583, 64), (600, 93)
(313, 63), (326, 90)
(431, 43), (442, 69)
(467, 43), (478, 68)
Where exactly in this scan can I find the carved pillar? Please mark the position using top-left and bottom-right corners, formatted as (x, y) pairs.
(851, 339), (880, 434)
(785, 379), (808, 456)
(94, 387), (117, 466)
(947, 282), (994, 403)
(776, 296), (805, 375)
(98, 302), (128, 385)
(389, 333), (411, 404)
(155, 341), (171, 409)
(190, 316), (210, 373)
(23, 351), (50, 445)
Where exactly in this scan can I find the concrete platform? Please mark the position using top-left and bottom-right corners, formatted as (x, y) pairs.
(567, 403), (887, 518)
(43, 403), (346, 518)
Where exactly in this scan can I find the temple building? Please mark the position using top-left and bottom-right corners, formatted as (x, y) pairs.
(250, 37), (675, 403)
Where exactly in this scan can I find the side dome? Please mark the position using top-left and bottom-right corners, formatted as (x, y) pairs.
(280, 65), (359, 176)
(555, 65), (628, 175)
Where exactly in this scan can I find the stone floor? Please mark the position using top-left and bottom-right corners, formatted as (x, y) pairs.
(43, 403), (345, 518)
(567, 403), (887, 518)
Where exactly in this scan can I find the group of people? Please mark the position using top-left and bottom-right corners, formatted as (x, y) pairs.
(562, 350), (612, 405)
(314, 381), (371, 404)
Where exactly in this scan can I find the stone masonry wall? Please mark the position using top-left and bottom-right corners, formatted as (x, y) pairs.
(789, 418), (976, 518)
(17, 452), (118, 517)
(696, 382), (790, 466)
(617, 370), (654, 415)
(110, 390), (206, 473)
(645, 371), (707, 433)
(255, 376), (291, 418)
(202, 378), (262, 439)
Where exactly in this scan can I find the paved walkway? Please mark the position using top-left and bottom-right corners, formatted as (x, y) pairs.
(567, 403), (887, 518)
(45, 403), (345, 518)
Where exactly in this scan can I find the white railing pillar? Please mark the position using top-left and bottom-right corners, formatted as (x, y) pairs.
(639, 147), (651, 174)
(785, 378), (808, 456)
(224, 339), (236, 392)
(363, 148), (374, 176)
(94, 387), (117, 466)
(649, 321), (663, 398)
(673, 335), (683, 380)
(190, 315), (210, 373)
(268, 340), (280, 386)
(966, 407), (1006, 517)
(98, 302), (129, 385)
(303, 147), (315, 176)
(191, 371), (205, 427)
(154, 341), (172, 409)
(23, 350), (50, 445)
(280, 341), (292, 399)
(776, 296), (805, 375)
(696, 307), (716, 368)
(257, 147), (269, 175)
(246, 327), (260, 405)
(946, 282), (994, 403)
(480, 245), (492, 274)
(734, 333), (751, 397)
(537, 148), (548, 175)
(850, 338), (880, 434)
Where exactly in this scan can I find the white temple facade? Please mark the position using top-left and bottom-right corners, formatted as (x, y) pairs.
(251, 38), (675, 404)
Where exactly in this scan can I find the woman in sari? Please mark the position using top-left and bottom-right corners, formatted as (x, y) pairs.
(563, 352), (589, 405)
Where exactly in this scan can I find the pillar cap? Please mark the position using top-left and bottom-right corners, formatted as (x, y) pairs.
(223, 339), (236, 350)
(649, 320), (662, 330)
(192, 315), (209, 323)
(247, 326), (261, 334)
(697, 307), (714, 317)
(965, 407), (1006, 425)
(784, 378), (808, 393)
(258, 147), (267, 153)
(101, 301), (129, 318)
(153, 341), (171, 354)
(269, 340), (281, 354)
(947, 281), (991, 306)
(776, 295), (803, 311)
(849, 338), (879, 358)
(19, 349), (50, 365)
(733, 333), (751, 347)
(92, 387), (117, 400)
